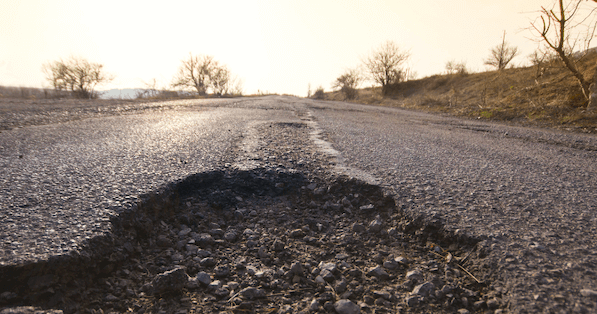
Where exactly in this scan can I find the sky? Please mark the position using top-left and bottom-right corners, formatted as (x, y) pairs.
(1, 0), (596, 96)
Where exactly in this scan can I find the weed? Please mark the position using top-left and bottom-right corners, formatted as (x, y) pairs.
(479, 111), (493, 119)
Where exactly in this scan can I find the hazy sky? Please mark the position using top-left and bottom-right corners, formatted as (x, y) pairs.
(1, 0), (594, 96)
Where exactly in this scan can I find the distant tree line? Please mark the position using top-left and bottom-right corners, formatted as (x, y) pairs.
(37, 53), (243, 100)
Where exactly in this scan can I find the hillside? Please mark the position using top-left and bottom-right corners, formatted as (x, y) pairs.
(326, 51), (597, 134)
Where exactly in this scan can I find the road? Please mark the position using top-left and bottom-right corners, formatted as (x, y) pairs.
(1, 96), (596, 312)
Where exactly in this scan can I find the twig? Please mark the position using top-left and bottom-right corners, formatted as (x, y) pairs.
(460, 248), (475, 265)
(457, 263), (482, 284)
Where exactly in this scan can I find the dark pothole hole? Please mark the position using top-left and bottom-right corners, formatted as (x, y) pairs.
(1, 168), (495, 314)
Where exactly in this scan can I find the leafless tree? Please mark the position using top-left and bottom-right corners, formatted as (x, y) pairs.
(484, 31), (519, 70)
(445, 60), (468, 75)
(363, 41), (410, 96)
(172, 54), (216, 96)
(210, 65), (230, 96)
(531, 0), (597, 109)
(43, 57), (113, 99)
(172, 54), (236, 96)
(227, 75), (245, 96)
(332, 68), (362, 100)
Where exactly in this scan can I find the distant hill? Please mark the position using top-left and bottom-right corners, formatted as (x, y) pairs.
(100, 89), (143, 99)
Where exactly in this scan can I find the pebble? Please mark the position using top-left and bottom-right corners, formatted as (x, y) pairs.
(395, 256), (408, 265)
(580, 289), (597, 299)
(406, 270), (422, 281)
(223, 231), (237, 242)
(208, 280), (222, 290)
(151, 267), (189, 295)
(405, 295), (419, 307)
(194, 233), (215, 247)
(352, 222), (366, 233)
(290, 261), (303, 275)
(368, 216), (383, 233)
(359, 204), (374, 210)
(383, 259), (398, 270)
(240, 287), (265, 300)
(334, 299), (361, 314)
(486, 297), (499, 308)
(335, 278), (348, 293)
(199, 257), (217, 267)
(473, 300), (485, 309)
(157, 235), (172, 247)
(197, 249), (211, 257)
(412, 281), (435, 297)
(319, 262), (337, 273)
(320, 269), (336, 282)
(214, 287), (230, 298)
(272, 239), (285, 251)
(185, 244), (198, 253)
(214, 265), (230, 277)
(289, 229), (305, 238)
(209, 228), (224, 237)
(178, 227), (192, 237)
(104, 294), (119, 301)
(373, 290), (391, 300)
(309, 298), (321, 311)
(315, 275), (326, 284)
(196, 271), (211, 286)
(258, 246), (269, 259)
(366, 266), (389, 280)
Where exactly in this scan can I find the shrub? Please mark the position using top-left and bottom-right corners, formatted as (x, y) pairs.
(445, 60), (468, 75)
(313, 86), (325, 99)
(333, 68), (362, 100)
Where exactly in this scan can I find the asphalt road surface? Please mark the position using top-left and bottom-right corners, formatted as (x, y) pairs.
(1, 96), (596, 313)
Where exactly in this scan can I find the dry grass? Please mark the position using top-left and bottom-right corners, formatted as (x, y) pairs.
(324, 52), (597, 134)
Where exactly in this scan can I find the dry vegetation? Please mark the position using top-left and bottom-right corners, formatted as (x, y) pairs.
(324, 51), (597, 134)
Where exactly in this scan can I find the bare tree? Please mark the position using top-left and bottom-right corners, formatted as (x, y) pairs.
(445, 60), (468, 75)
(363, 41), (410, 96)
(227, 75), (244, 96)
(484, 31), (519, 70)
(531, 0), (597, 109)
(172, 54), (235, 96)
(210, 64), (230, 96)
(332, 68), (362, 100)
(172, 54), (216, 96)
(43, 57), (112, 99)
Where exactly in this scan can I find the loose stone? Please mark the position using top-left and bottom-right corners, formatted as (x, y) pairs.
(240, 287), (265, 300)
(196, 271), (211, 286)
(333, 299), (360, 314)
(151, 267), (189, 295)
(406, 270), (422, 281)
(412, 282), (435, 297)
(405, 295), (419, 307)
(366, 266), (389, 280)
(223, 230), (238, 242)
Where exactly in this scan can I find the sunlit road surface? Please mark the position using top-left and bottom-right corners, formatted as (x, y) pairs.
(1, 96), (597, 311)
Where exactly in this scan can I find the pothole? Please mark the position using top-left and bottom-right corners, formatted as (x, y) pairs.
(0, 167), (499, 314)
